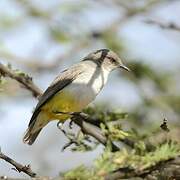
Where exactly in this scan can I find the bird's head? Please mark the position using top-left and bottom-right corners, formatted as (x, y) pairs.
(83, 49), (130, 72)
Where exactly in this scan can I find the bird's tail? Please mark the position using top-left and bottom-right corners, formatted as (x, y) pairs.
(23, 126), (42, 145)
(23, 112), (49, 145)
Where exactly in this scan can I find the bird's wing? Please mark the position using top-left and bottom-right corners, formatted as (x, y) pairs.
(28, 64), (84, 127)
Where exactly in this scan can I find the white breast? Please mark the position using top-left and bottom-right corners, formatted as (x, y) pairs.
(64, 62), (110, 108)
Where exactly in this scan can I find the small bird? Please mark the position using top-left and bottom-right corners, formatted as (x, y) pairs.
(23, 49), (130, 145)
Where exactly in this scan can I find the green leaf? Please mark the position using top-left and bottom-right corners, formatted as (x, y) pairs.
(63, 165), (94, 180)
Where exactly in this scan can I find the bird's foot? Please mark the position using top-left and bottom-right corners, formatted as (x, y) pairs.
(69, 119), (74, 129)
(57, 121), (65, 132)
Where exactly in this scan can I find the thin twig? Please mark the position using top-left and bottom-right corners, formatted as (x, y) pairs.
(57, 122), (79, 151)
(0, 177), (53, 180)
(54, 111), (120, 152)
(0, 62), (42, 98)
(0, 150), (36, 177)
(145, 20), (180, 32)
(71, 113), (120, 152)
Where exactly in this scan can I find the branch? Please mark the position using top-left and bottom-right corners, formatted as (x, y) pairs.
(71, 113), (119, 151)
(145, 20), (180, 31)
(55, 111), (121, 151)
(0, 178), (28, 180)
(0, 62), (42, 98)
(105, 156), (180, 180)
(0, 150), (36, 178)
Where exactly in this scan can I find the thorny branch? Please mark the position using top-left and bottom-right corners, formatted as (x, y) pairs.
(56, 111), (135, 150)
(0, 63), (42, 98)
(0, 149), (36, 177)
(57, 124), (95, 152)
(71, 113), (120, 151)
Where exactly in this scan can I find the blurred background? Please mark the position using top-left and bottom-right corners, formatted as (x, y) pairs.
(0, 0), (180, 178)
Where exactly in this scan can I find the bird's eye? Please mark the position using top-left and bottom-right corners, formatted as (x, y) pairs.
(111, 59), (116, 63)
(107, 56), (116, 63)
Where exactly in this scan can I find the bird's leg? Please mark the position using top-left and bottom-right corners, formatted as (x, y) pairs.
(57, 121), (73, 142)
(69, 119), (74, 129)
(56, 117), (79, 151)
(54, 111), (102, 128)
(53, 111), (82, 129)
(57, 121), (65, 133)
(56, 115), (73, 129)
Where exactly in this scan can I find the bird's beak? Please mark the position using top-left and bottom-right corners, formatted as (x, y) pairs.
(119, 64), (131, 72)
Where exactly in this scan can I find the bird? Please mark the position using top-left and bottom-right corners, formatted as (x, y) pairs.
(23, 49), (130, 145)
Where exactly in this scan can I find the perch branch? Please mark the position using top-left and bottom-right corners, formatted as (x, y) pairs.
(0, 150), (36, 177)
(71, 112), (135, 150)
(55, 111), (120, 151)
